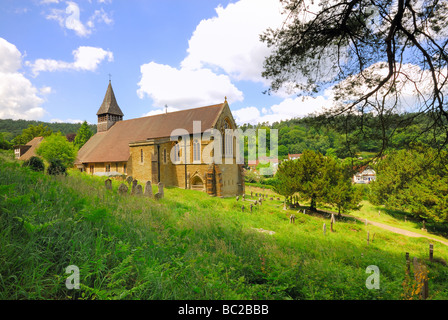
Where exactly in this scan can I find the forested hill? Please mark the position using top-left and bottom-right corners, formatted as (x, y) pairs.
(0, 119), (97, 139)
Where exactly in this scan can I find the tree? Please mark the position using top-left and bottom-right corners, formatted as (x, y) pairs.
(0, 132), (12, 150)
(73, 121), (93, 149)
(261, 0), (448, 154)
(13, 124), (52, 145)
(22, 156), (45, 173)
(36, 133), (77, 168)
(369, 145), (448, 223)
(47, 158), (67, 176)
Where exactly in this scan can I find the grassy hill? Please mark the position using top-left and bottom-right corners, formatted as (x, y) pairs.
(0, 151), (447, 300)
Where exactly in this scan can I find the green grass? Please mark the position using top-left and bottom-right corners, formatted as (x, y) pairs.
(1, 151), (447, 300)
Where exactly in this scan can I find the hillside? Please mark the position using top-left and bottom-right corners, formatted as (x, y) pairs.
(0, 151), (447, 300)
(0, 119), (97, 140)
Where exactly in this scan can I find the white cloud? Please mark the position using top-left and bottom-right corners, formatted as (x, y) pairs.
(28, 46), (113, 76)
(49, 118), (84, 123)
(40, 86), (52, 95)
(181, 0), (284, 84)
(141, 106), (180, 117)
(41, 0), (60, 4)
(137, 62), (243, 109)
(233, 95), (332, 125)
(0, 38), (46, 120)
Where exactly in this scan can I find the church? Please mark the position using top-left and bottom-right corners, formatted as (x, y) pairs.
(75, 81), (245, 197)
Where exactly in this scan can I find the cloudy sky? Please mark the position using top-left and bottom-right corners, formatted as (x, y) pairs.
(0, 0), (333, 125)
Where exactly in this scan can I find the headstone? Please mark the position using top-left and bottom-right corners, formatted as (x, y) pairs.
(406, 252), (410, 274)
(236, 196), (239, 201)
(250, 191), (253, 197)
(241, 205), (245, 212)
(290, 214), (296, 224)
(250, 204), (253, 213)
(131, 179), (138, 195)
(126, 176), (133, 185)
(429, 244), (434, 262)
(242, 194), (245, 201)
(331, 213), (335, 232)
(323, 223), (326, 235)
(155, 182), (164, 199)
(118, 183), (128, 195)
(367, 231), (370, 245)
(105, 178), (112, 190)
(421, 220), (427, 232)
(144, 181), (153, 198)
(135, 184), (143, 195)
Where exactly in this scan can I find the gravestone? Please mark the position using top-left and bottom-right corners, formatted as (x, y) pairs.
(135, 184), (143, 195)
(126, 176), (133, 185)
(242, 194), (245, 201)
(118, 183), (128, 195)
(105, 179), (112, 190)
(241, 205), (245, 212)
(236, 196), (239, 201)
(144, 181), (153, 198)
(290, 214), (296, 224)
(131, 179), (138, 195)
(155, 182), (164, 200)
(250, 203), (253, 213)
(251, 191), (253, 197)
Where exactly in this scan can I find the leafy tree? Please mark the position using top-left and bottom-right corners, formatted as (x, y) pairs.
(261, 0), (448, 153)
(22, 156), (45, 173)
(370, 145), (448, 223)
(0, 132), (12, 150)
(273, 159), (299, 199)
(47, 158), (67, 176)
(73, 121), (93, 149)
(13, 124), (53, 145)
(36, 133), (77, 168)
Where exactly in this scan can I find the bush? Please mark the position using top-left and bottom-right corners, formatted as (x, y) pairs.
(47, 159), (67, 175)
(22, 156), (45, 172)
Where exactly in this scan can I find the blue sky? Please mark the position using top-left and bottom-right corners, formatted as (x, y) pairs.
(0, 0), (332, 126)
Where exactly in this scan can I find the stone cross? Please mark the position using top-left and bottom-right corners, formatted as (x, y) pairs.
(118, 183), (128, 195)
(105, 178), (112, 190)
(144, 181), (153, 198)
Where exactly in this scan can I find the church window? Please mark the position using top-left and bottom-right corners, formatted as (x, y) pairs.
(140, 149), (144, 163)
(222, 119), (233, 157)
(193, 139), (201, 163)
(173, 143), (180, 162)
(163, 148), (167, 164)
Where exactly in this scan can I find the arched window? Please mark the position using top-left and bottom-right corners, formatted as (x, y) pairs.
(173, 143), (180, 163)
(140, 149), (143, 163)
(193, 139), (201, 163)
(222, 119), (233, 157)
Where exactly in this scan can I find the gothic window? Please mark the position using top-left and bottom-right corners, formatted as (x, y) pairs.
(173, 143), (180, 163)
(193, 139), (201, 163)
(222, 118), (233, 157)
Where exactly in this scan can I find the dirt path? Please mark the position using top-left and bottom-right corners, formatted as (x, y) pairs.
(316, 208), (448, 247)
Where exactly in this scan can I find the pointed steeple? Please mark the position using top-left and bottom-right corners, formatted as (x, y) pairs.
(96, 80), (124, 116)
(97, 81), (124, 132)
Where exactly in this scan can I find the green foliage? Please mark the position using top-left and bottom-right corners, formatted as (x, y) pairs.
(0, 151), (447, 300)
(47, 158), (67, 176)
(22, 156), (45, 173)
(73, 121), (93, 149)
(0, 132), (12, 150)
(370, 145), (448, 223)
(37, 133), (77, 168)
(13, 124), (53, 145)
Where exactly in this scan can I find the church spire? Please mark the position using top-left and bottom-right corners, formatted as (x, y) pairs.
(97, 81), (124, 132)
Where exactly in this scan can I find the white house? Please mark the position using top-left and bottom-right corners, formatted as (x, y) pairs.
(353, 167), (376, 184)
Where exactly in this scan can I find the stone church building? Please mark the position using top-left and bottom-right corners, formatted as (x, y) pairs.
(75, 81), (244, 197)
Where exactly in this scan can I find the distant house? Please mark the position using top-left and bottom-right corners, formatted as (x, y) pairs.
(353, 166), (376, 184)
(247, 156), (280, 174)
(14, 136), (44, 160)
(288, 153), (301, 160)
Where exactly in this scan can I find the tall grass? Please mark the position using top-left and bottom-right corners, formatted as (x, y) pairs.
(1, 152), (447, 299)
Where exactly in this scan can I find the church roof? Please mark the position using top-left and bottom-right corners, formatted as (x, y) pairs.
(96, 81), (124, 116)
(76, 103), (226, 164)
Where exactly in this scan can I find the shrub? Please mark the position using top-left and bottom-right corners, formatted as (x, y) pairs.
(47, 159), (67, 175)
(22, 156), (45, 172)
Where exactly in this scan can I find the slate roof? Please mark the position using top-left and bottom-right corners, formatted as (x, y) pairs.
(76, 103), (225, 164)
(96, 81), (124, 116)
